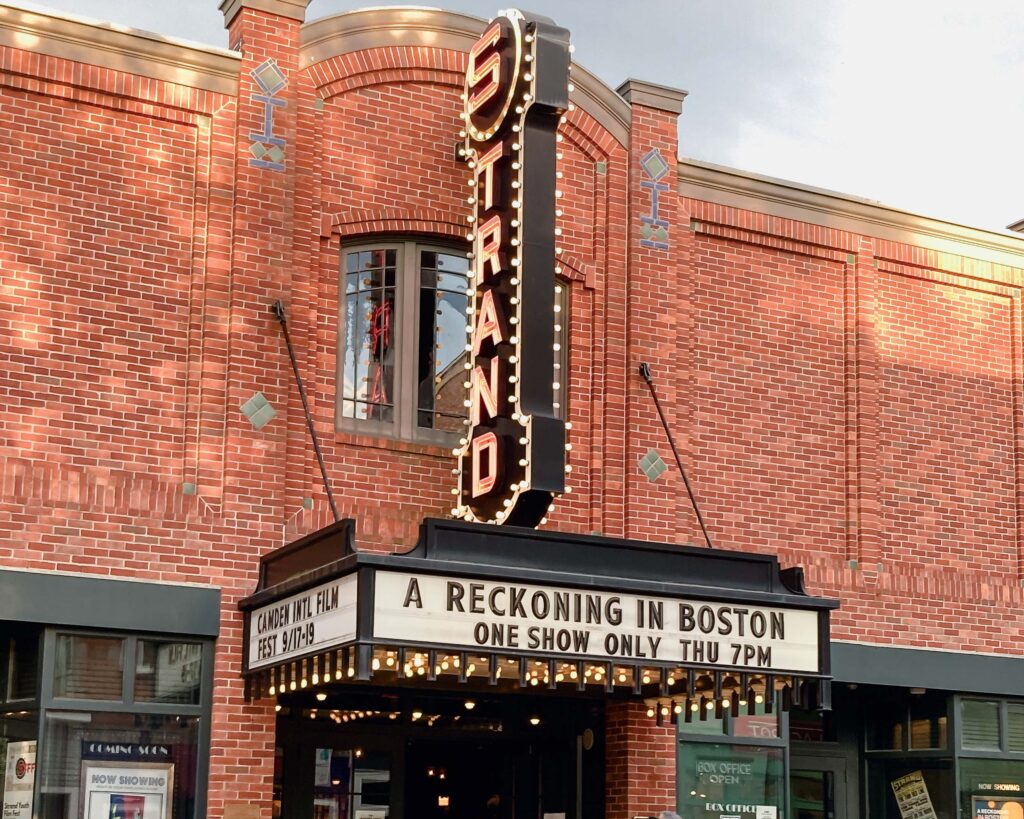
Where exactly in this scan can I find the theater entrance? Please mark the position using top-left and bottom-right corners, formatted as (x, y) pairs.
(272, 688), (605, 819)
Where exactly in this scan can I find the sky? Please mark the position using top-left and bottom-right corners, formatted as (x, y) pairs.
(32, 0), (1024, 233)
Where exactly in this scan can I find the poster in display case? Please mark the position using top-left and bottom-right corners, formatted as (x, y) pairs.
(80, 761), (173, 819)
(973, 796), (1024, 819)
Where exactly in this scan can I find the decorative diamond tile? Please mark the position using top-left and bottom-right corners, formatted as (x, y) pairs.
(640, 148), (670, 181)
(181, 482), (197, 496)
(638, 448), (667, 482)
(251, 59), (287, 95)
(250, 143), (268, 160)
(241, 392), (276, 430)
(267, 145), (285, 164)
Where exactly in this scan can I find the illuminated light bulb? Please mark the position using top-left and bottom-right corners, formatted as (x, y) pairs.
(556, 134), (563, 143)
(555, 209), (563, 217)
(458, 112), (466, 119)
(467, 160), (476, 169)
(568, 103), (576, 112)
(509, 375), (519, 383)
(555, 190), (563, 198)
(525, 33), (534, 42)
(496, 511), (505, 521)
(385, 656), (395, 667)
(503, 499), (512, 507)
(642, 674), (651, 684)
(674, 703), (683, 714)
(554, 324), (562, 332)
(464, 700), (476, 710)
(511, 180), (520, 189)
(568, 83), (575, 92)
(512, 124), (520, 133)
(524, 54), (533, 62)
(553, 304), (562, 313)
(467, 196), (475, 204)
(523, 92), (532, 101)
(705, 700), (715, 710)
(554, 227), (562, 235)
(511, 219), (520, 228)
(539, 517), (548, 525)
(510, 277), (520, 285)
(300, 678), (307, 688)
(510, 297), (519, 305)
(416, 666), (425, 676)
(450, 488), (459, 496)
(515, 106), (524, 115)
(512, 142), (521, 150)
(570, 669), (578, 679)
(512, 200), (521, 209)
(324, 672), (332, 682)
(508, 395), (517, 403)
(529, 677), (538, 687)
(510, 316), (518, 325)
(690, 702), (699, 712)
(618, 672), (627, 683)
(462, 400), (471, 408)
(510, 355), (518, 363)
(412, 711), (423, 720)
(755, 694), (764, 704)
(312, 673), (320, 685)
(565, 465), (572, 473)
(569, 44), (575, 53)
(464, 343), (473, 352)
(512, 412), (521, 420)
(512, 161), (521, 169)
(467, 664), (476, 674)
(552, 381), (560, 390)
(275, 704), (282, 712)
(510, 335), (519, 344)
(519, 459), (529, 467)
(564, 485), (572, 493)
(511, 238), (520, 246)
(661, 706), (670, 717)
(523, 73), (533, 82)
(467, 215), (476, 223)
(463, 362), (472, 370)
(451, 507), (460, 516)
(560, 116), (567, 124)
(466, 233), (474, 241)
(316, 692), (327, 702)
(722, 699), (731, 709)
(565, 422), (573, 430)
(556, 153), (563, 160)
(519, 437), (528, 445)
(556, 172), (563, 179)
(553, 343), (561, 351)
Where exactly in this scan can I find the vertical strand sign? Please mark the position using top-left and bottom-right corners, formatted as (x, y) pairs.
(453, 9), (571, 527)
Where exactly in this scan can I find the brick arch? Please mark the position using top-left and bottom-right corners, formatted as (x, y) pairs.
(320, 207), (593, 287)
(321, 207), (466, 242)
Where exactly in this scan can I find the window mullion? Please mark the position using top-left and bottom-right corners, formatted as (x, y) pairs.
(400, 241), (418, 440)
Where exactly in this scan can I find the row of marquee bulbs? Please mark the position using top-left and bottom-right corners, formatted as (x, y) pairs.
(452, 52), (575, 524)
(265, 649), (788, 702)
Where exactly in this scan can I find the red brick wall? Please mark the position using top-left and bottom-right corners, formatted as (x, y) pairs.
(1, 6), (1024, 819)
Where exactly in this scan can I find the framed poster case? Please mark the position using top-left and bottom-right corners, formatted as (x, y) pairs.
(80, 760), (174, 819)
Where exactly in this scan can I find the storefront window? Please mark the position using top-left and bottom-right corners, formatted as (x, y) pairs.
(961, 701), (1001, 751)
(135, 641), (203, 705)
(678, 743), (784, 819)
(38, 711), (198, 819)
(909, 695), (948, 750)
(959, 759), (1024, 819)
(867, 760), (955, 819)
(53, 634), (125, 701)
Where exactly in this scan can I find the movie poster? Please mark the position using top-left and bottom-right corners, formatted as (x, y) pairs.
(2, 741), (35, 819)
(81, 761), (173, 819)
(974, 796), (1024, 819)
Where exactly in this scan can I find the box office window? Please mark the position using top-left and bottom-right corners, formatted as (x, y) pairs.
(338, 241), (568, 443)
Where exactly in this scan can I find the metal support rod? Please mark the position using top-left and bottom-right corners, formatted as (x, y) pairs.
(272, 301), (340, 522)
(638, 362), (714, 549)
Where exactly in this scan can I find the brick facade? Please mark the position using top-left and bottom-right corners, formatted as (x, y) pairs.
(2, 1), (1023, 816)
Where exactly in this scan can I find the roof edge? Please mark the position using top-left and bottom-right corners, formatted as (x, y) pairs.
(0, 0), (240, 96)
(299, 6), (630, 148)
(680, 156), (1024, 268)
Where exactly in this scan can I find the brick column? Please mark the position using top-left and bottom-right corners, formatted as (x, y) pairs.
(616, 80), (690, 544)
(604, 79), (686, 819)
(211, 1), (310, 817)
(606, 700), (678, 819)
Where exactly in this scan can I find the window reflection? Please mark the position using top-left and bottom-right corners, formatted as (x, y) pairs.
(342, 250), (397, 422)
(418, 251), (470, 432)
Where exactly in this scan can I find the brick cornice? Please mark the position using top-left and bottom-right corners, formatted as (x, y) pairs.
(299, 6), (631, 148)
(0, 0), (239, 95)
(680, 156), (1024, 270)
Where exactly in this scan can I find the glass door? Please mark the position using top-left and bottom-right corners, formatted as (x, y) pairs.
(790, 755), (848, 819)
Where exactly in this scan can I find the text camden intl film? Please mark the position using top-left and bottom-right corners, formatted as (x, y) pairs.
(454, 9), (571, 527)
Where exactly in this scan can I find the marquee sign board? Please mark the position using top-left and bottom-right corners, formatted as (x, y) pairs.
(373, 571), (822, 674)
(453, 9), (570, 527)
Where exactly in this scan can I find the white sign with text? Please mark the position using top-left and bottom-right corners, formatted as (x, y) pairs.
(372, 571), (820, 672)
(247, 574), (358, 670)
(2, 741), (35, 819)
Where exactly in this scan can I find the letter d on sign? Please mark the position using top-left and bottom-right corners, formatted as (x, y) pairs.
(472, 432), (499, 497)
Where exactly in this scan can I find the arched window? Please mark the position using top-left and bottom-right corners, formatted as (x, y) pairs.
(337, 239), (567, 443)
